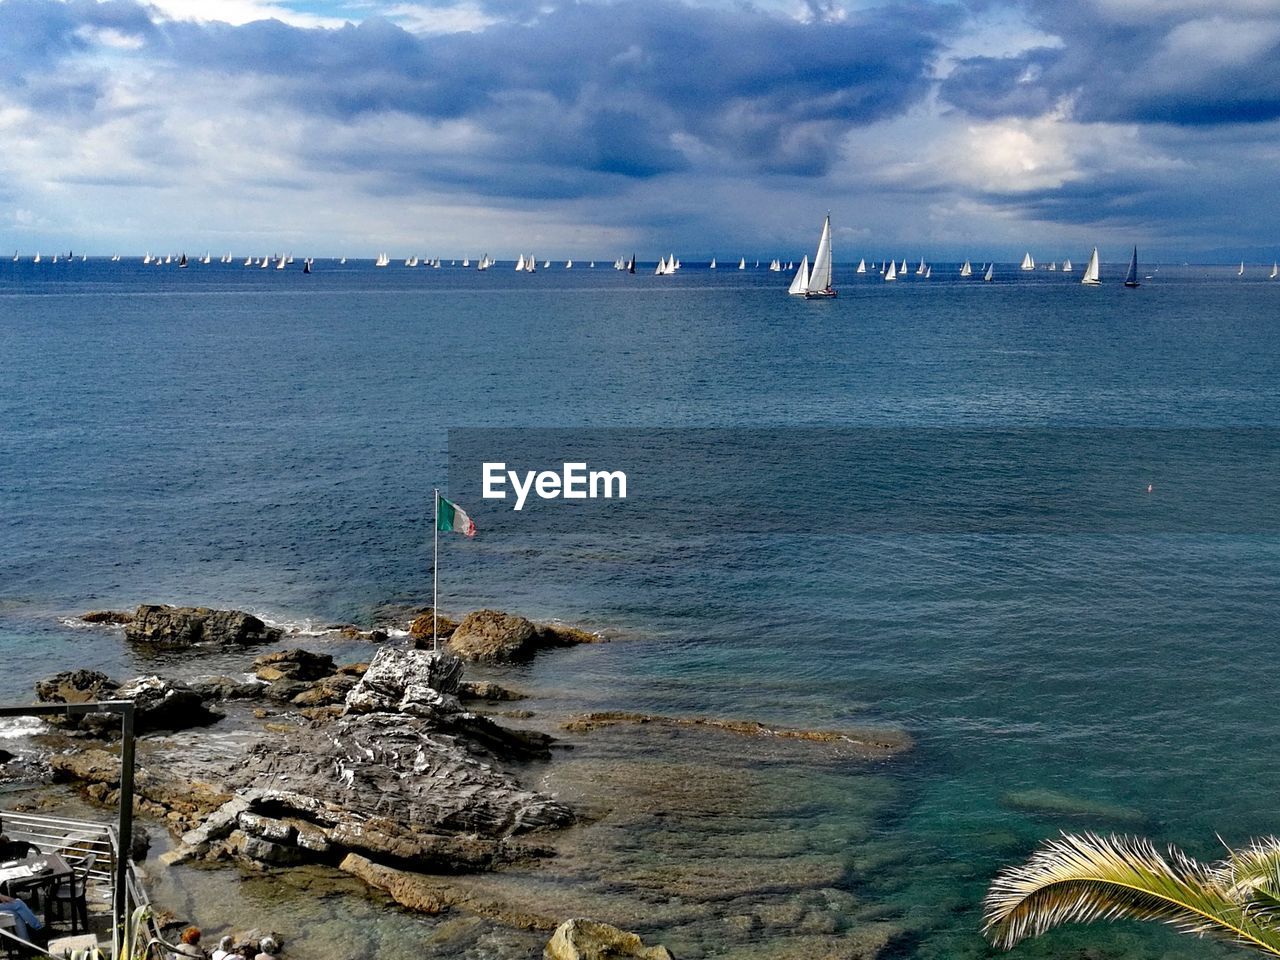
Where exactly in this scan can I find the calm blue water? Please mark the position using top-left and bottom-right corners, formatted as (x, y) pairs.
(3, 258), (1279, 958)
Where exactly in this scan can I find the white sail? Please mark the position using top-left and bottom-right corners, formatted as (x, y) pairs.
(916, 258), (926, 275)
(925, 266), (931, 279)
(1062, 258), (1073, 273)
(960, 259), (972, 277)
(1020, 251), (1034, 270)
(709, 258), (716, 269)
(788, 255), (810, 295)
(983, 262), (994, 282)
(1081, 246), (1101, 285)
(738, 258), (746, 270)
(375, 252), (390, 267)
(565, 260), (572, 269)
(515, 254), (525, 271)
(884, 260), (897, 281)
(1270, 262), (1278, 279)
(856, 258), (866, 274)
(1239, 261), (1245, 276)
(805, 214), (835, 296)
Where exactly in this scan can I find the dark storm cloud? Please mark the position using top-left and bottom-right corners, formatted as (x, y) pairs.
(942, 1), (1280, 126)
(139, 0), (958, 181)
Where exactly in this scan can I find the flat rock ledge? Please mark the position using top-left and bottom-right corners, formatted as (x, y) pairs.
(563, 712), (913, 759)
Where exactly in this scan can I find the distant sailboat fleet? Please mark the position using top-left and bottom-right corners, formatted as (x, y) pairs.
(6, 242), (1275, 290)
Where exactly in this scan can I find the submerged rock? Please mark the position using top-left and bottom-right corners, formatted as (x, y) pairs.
(1002, 788), (1146, 825)
(563, 712), (912, 759)
(544, 918), (674, 960)
(125, 604), (282, 648)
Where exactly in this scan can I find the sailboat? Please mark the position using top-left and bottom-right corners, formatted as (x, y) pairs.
(960, 259), (972, 277)
(856, 258), (866, 274)
(515, 254), (525, 271)
(884, 260), (898, 282)
(1123, 246), (1140, 288)
(983, 262), (994, 282)
(1020, 252), (1035, 271)
(802, 214), (836, 299)
(655, 255), (670, 276)
(1238, 261), (1245, 277)
(787, 255), (810, 295)
(1062, 258), (1073, 273)
(1270, 262), (1278, 279)
(916, 258), (926, 275)
(924, 266), (932, 279)
(1080, 247), (1101, 285)
(33, 252), (41, 263)
(709, 258), (717, 269)
(738, 258), (746, 270)
(260, 256), (270, 269)
(375, 252), (390, 267)
(303, 259), (312, 274)
(565, 260), (572, 269)
(526, 256), (537, 273)
(339, 257), (347, 265)
(200, 252), (210, 264)
(178, 252), (188, 268)
(628, 254), (636, 274)
(1047, 262), (1056, 271)
(243, 256), (253, 266)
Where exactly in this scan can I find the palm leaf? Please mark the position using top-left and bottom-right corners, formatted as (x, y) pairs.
(983, 832), (1280, 957)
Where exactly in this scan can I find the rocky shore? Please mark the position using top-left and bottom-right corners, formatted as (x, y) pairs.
(5, 602), (915, 959)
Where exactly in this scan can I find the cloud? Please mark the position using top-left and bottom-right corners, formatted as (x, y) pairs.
(940, 0), (1280, 126)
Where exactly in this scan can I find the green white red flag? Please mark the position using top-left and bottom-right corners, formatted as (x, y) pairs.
(437, 495), (476, 538)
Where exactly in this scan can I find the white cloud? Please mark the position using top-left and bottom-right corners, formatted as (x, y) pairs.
(382, 2), (502, 34)
(143, 0), (350, 28)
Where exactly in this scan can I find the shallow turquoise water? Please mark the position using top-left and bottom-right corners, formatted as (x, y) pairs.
(2, 259), (1278, 957)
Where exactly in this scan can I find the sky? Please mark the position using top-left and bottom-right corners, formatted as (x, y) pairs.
(0, 0), (1277, 260)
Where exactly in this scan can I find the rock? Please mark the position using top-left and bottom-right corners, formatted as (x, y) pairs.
(447, 610), (539, 662)
(562, 712), (913, 759)
(544, 918), (674, 960)
(252, 648), (335, 682)
(344, 646), (464, 715)
(116, 676), (223, 733)
(535, 623), (603, 648)
(339, 853), (559, 929)
(291, 673), (359, 707)
(410, 609), (459, 643)
(130, 825), (152, 861)
(80, 610), (133, 625)
(339, 853), (461, 914)
(336, 662), (369, 677)
(35, 671), (120, 724)
(189, 676), (265, 701)
(1002, 788), (1146, 825)
(34, 671), (219, 735)
(263, 680), (309, 703)
(232, 709), (572, 847)
(458, 681), (527, 702)
(0, 748), (13, 765)
(125, 604), (282, 648)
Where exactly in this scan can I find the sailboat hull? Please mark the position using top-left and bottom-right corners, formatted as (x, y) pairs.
(802, 289), (837, 299)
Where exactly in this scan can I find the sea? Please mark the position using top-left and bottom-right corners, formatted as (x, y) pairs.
(2, 256), (1278, 959)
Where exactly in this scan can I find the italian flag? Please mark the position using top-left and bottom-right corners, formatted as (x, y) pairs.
(437, 495), (476, 538)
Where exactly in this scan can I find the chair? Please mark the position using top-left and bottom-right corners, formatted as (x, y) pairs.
(47, 853), (96, 935)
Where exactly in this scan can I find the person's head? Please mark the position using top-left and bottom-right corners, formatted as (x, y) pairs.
(181, 927), (201, 945)
(258, 936), (278, 956)
(218, 935), (234, 951)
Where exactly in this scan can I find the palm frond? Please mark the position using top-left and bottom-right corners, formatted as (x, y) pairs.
(1220, 838), (1280, 924)
(983, 832), (1280, 957)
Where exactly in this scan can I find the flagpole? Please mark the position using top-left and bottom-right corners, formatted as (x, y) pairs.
(433, 488), (439, 653)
